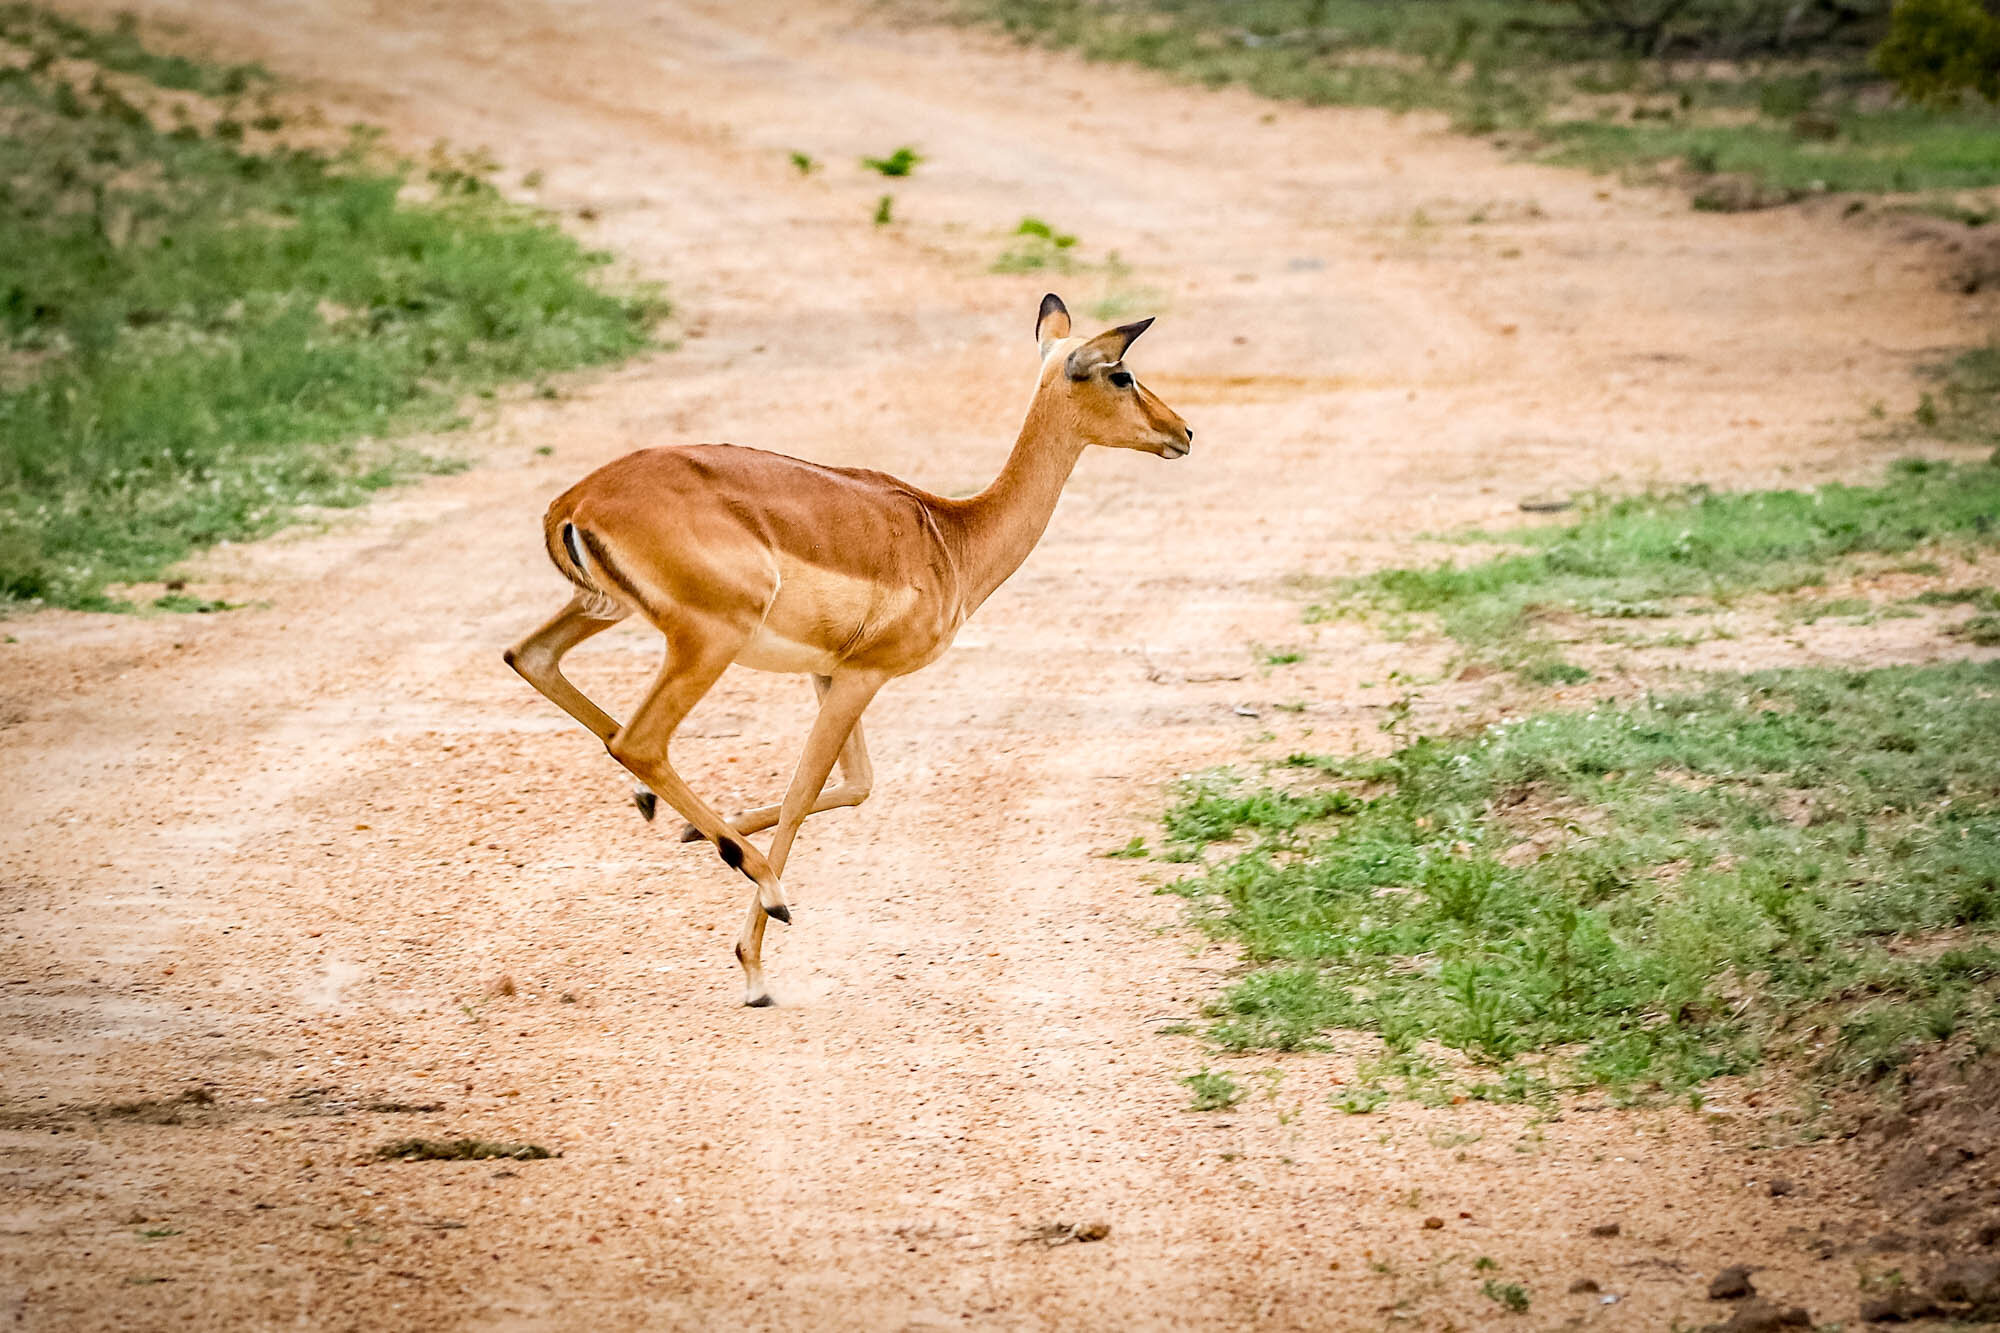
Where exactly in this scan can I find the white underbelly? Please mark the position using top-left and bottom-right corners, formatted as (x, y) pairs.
(734, 622), (842, 675)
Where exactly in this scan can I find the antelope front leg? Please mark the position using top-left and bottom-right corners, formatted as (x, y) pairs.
(732, 671), (884, 1006)
(639, 675), (875, 836)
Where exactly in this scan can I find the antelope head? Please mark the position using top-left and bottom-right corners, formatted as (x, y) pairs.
(1033, 293), (1192, 460)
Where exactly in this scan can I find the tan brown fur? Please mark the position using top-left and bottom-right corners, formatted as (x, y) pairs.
(505, 295), (1190, 1005)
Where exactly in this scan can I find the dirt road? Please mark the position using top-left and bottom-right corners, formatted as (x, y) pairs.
(3, 2), (1991, 1328)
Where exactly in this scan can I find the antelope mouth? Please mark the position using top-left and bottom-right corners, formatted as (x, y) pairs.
(1158, 441), (1191, 460)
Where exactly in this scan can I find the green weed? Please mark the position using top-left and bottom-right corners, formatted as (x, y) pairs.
(1165, 662), (2000, 1094)
(993, 216), (1081, 273)
(873, 194), (895, 226)
(1481, 1279), (1531, 1313)
(788, 149), (819, 174)
(861, 145), (922, 177)
(1181, 1068), (1244, 1110)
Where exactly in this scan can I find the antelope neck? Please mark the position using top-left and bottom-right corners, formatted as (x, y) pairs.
(938, 389), (1088, 613)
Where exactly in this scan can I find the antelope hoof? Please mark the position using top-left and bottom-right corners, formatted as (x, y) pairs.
(745, 991), (775, 1008)
(764, 903), (792, 925)
(632, 787), (658, 822)
(678, 821), (702, 843)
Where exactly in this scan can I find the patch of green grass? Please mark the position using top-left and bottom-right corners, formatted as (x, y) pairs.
(1316, 458), (2000, 670)
(1331, 1084), (1387, 1114)
(1543, 106), (2000, 196)
(861, 145), (922, 177)
(1481, 1279), (1531, 1314)
(964, 0), (2000, 198)
(1522, 659), (1590, 685)
(1101, 835), (1150, 859)
(872, 193), (895, 226)
(1951, 612), (2000, 645)
(0, 9), (659, 610)
(1181, 1068), (1244, 1110)
(0, 4), (266, 97)
(1165, 662), (2000, 1094)
(1925, 343), (2000, 446)
(1910, 585), (2000, 610)
(787, 149), (819, 175)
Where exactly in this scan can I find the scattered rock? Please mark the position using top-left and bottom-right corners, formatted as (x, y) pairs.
(1934, 1255), (2000, 1312)
(375, 1138), (552, 1162)
(1709, 1265), (1756, 1300)
(1589, 1222), (1621, 1237)
(1568, 1278), (1601, 1294)
(1767, 1177), (1794, 1198)
(1859, 1290), (1941, 1323)
(1702, 1297), (1810, 1332)
(1422, 1216), (1444, 1230)
(1020, 1220), (1109, 1247)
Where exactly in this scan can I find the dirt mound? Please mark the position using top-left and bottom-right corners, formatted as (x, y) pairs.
(1845, 1046), (2000, 1321)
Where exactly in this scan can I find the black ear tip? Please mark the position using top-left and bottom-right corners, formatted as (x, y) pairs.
(1039, 292), (1068, 318)
(1127, 316), (1156, 335)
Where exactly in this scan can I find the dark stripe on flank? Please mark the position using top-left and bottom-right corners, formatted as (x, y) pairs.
(561, 521), (587, 572)
(718, 837), (745, 870)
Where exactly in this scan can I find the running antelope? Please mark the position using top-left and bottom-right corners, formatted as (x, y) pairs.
(504, 294), (1192, 1005)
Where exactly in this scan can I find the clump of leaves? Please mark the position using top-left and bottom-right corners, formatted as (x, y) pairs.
(872, 193), (895, 226)
(788, 149), (819, 174)
(861, 145), (922, 177)
(1481, 1280), (1531, 1313)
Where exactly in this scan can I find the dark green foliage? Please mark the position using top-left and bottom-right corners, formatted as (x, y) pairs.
(1875, 0), (2000, 107)
(0, 10), (659, 609)
(1165, 663), (2000, 1091)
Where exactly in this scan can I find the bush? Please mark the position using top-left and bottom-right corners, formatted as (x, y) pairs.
(1875, 0), (2000, 106)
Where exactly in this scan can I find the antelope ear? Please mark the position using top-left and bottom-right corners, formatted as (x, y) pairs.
(1064, 317), (1154, 381)
(1035, 293), (1072, 357)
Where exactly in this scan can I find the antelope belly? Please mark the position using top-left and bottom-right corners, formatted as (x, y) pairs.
(735, 623), (842, 674)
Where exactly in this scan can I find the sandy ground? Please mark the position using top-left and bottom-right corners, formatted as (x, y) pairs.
(4, 2), (1998, 1328)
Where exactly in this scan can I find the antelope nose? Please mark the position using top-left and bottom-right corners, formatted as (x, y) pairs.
(1184, 425), (1195, 442)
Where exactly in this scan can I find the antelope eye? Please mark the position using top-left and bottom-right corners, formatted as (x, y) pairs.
(1108, 371), (1134, 388)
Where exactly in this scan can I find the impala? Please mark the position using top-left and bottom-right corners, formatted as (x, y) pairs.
(504, 294), (1192, 1005)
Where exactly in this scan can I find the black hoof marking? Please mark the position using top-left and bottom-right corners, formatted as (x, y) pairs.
(745, 993), (776, 1008)
(717, 837), (745, 870)
(764, 903), (791, 925)
(678, 822), (703, 843)
(632, 789), (657, 822)
(501, 647), (518, 669)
